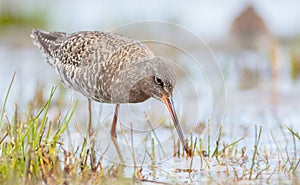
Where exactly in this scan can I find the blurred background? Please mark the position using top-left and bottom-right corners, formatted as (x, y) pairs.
(0, 0), (300, 157)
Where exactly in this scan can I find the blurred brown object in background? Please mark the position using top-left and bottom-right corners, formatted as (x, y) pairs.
(230, 5), (271, 50)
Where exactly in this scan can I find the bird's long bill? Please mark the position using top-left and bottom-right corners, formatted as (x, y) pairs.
(162, 94), (187, 152)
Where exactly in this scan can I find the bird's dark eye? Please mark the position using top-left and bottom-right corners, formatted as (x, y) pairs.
(154, 76), (163, 86)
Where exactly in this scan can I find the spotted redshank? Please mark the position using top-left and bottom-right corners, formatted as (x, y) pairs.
(31, 29), (187, 152)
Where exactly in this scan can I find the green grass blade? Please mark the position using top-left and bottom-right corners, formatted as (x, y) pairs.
(0, 71), (16, 129)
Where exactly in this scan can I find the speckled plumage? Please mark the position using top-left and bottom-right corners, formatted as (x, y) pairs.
(31, 29), (187, 152)
(31, 29), (175, 103)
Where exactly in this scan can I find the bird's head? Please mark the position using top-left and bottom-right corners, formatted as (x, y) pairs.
(140, 75), (175, 101)
(138, 57), (176, 100)
(139, 57), (186, 151)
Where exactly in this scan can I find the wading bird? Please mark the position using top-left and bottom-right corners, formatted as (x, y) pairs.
(31, 29), (187, 155)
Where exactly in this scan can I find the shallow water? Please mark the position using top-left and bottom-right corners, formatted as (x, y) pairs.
(0, 30), (299, 183)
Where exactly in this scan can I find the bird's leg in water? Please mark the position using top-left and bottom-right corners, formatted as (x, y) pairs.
(87, 98), (96, 170)
(110, 104), (124, 162)
(110, 104), (119, 139)
(88, 98), (95, 138)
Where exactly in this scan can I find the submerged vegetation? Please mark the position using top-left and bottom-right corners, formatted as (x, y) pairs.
(0, 73), (299, 184)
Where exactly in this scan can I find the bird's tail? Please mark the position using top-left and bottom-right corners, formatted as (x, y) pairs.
(31, 29), (66, 58)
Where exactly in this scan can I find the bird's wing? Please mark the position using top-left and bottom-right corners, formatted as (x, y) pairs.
(55, 31), (155, 67)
